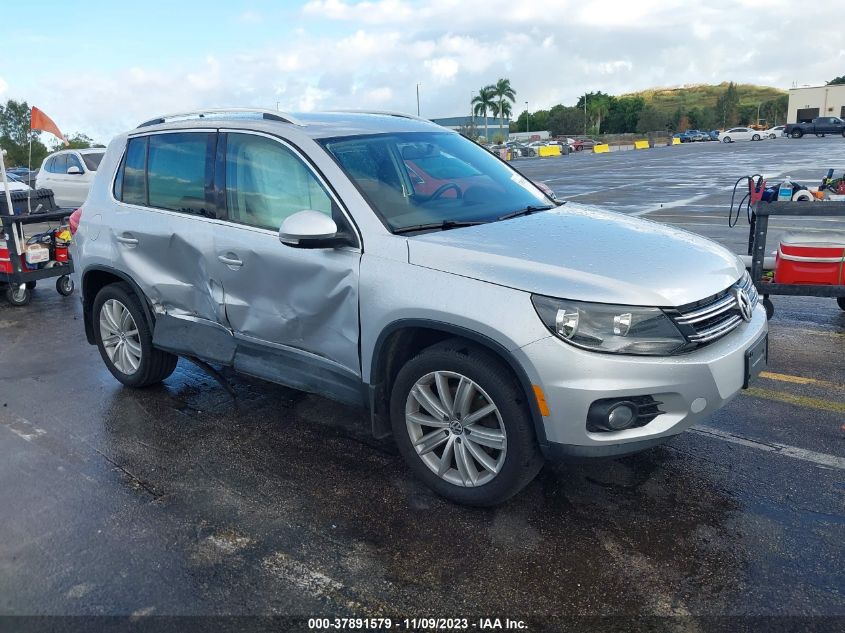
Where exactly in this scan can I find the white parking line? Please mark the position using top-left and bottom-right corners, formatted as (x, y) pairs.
(690, 426), (845, 470)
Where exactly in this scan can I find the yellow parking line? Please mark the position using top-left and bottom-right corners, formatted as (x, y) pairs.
(759, 371), (843, 391)
(744, 387), (845, 415)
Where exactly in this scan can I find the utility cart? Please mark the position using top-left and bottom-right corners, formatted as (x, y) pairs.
(1, 150), (75, 307)
(748, 200), (845, 318)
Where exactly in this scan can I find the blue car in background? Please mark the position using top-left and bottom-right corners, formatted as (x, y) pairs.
(676, 129), (709, 142)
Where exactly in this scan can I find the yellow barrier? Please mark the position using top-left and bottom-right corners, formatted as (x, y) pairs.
(593, 144), (610, 153)
(538, 145), (562, 157)
(634, 140), (650, 150)
(672, 137), (681, 145)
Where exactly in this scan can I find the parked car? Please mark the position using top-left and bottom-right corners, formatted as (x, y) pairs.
(570, 138), (598, 151)
(677, 130), (709, 142)
(2, 172), (31, 192)
(73, 109), (767, 505)
(720, 127), (762, 142)
(505, 141), (536, 157)
(783, 117), (845, 138)
(35, 148), (106, 207)
(707, 130), (720, 141)
(763, 125), (785, 139)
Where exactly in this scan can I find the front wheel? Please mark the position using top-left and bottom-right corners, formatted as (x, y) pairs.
(93, 283), (178, 387)
(6, 285), (31, 306)
(791, 129), (803, 138)
(390, 339), (543, 506)
(837, 297), (845, 311)
(722, 137), (731, 143)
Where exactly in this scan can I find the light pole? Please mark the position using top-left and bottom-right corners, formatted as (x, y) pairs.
(525, 100), (529, 134)
(416, 83), (421, 116)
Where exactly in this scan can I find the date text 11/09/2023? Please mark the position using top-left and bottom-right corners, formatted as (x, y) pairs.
(308, 618), (529, 630)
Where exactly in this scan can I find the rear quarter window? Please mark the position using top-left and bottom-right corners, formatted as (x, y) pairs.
(82, 152), (104, 171)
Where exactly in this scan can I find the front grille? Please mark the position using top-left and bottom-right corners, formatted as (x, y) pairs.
(670, 272), (758, 346)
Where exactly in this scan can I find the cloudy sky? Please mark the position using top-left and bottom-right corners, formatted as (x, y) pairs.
(2, 0), (842, 144)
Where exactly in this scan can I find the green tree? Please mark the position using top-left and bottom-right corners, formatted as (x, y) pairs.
(0, 99), (49, 168)
(588, 96), (612, 134)
(636, 106), (667, 133)
(471, 87), (496, 142)
(491, 78), (516, 138)
(547, 106), (584, 137)
(605, 96), (644, 133)
(715, 82), (740, 127)
(827, 75), (845, 85)
(491, 99), (512, 137)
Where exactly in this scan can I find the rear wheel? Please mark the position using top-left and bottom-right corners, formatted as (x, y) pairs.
(93, 283), (177, 387)
(56, 275), (74, 296)
(752, 134), (760, 141)
(390, 339), (543, 506)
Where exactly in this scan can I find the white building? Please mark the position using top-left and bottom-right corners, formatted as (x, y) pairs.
(787, 84), (845, 123)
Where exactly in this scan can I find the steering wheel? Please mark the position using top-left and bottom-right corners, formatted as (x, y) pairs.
(429, 183), (462, 201)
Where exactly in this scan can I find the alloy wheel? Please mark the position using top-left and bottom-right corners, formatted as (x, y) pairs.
(99, 298), (142, 375)
(405, 371), (507, 487)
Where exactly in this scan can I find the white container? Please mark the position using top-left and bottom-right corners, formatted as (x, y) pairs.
(25, 243), (49, 265)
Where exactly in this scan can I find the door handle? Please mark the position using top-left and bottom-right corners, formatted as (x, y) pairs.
(217, 254), (243, 268)
(116, 234), (138, 246)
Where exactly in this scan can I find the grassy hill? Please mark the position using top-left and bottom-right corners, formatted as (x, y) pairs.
(623, 82), (787, 114)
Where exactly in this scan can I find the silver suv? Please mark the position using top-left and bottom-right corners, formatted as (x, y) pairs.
(73, 109), (768, 505)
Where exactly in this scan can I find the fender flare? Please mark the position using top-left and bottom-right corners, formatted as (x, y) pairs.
(81, 265), (156, 345)
(369, 318), (549, 449)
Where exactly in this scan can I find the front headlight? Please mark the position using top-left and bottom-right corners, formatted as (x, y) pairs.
(531, 295), (687, 356)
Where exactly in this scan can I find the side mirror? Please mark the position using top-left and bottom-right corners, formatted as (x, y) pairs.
(279, 210), (351, 249)
(67, 166), (82, 175)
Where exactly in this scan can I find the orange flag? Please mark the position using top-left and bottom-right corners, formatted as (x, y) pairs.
(30, 107), (68, 145)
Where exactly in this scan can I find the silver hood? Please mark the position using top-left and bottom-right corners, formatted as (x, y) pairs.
(407, 205), (744, 307)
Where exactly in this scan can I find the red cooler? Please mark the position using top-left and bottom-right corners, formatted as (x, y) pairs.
(774, 231), (845, 285)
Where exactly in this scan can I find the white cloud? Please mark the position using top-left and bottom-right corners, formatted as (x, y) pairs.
(238, 10), (263, 24)
(9, 0), (845, 143)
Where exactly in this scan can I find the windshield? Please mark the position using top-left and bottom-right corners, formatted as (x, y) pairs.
(82, 151), (104, 171)
(321, 132), (550, 232)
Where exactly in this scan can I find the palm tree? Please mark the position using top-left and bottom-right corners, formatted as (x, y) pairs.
(471, 87), (496, 142)
(588, 98), (610, 134)
(491, 78), (516, 137)
(491, 100), (512, 141)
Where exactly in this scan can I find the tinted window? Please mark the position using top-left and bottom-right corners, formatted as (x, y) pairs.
(48, 154), (67, 174)
(66, 153), (84, 172)
(122, 137), (147, 206)
(224, 133), (333, 230)
(147, 133), (215, 216)
(82, 152), (104, 171)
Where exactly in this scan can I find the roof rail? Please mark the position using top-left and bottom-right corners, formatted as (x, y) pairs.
(323, 109), (431, 123)
(136, 108), (306, 129)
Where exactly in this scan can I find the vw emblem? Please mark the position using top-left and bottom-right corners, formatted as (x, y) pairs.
(733, 287), (754, 322)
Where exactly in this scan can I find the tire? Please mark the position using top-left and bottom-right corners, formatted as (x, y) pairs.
(25, 280), (36, 289)
(56, 275), (74, 296)
(93, 282), (178, 387)
(6, 285), (31, 306)
(837, 297), (845, 311)
(791, 129), (803, 138)
(769, 134), (776, 139)
(752, 134), (760, 141)
(722, 137), (731, 143)
(815, 133), (825, 137)
(389, 339), (543, 506)
(763, 297), (774, 320)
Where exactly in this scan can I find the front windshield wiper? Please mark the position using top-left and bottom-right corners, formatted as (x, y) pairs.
(497, 205), (555, 221)
(393, 220), (488, 235)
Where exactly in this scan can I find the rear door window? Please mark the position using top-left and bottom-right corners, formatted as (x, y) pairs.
(66, 153), (84, 173)
(147, 133), (216, 217)
(122, 137), (148, 206)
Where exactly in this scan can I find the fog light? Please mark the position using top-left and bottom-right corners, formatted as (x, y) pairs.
(607, 403), (636, 430)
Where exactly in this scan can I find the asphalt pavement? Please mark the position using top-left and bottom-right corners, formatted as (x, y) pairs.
(0, 136), (843, 632)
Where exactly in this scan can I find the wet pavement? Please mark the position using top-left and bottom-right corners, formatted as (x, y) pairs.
(1, 137), (844, 631)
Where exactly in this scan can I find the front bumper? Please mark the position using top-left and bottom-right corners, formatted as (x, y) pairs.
(514, 304), (768, 458)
